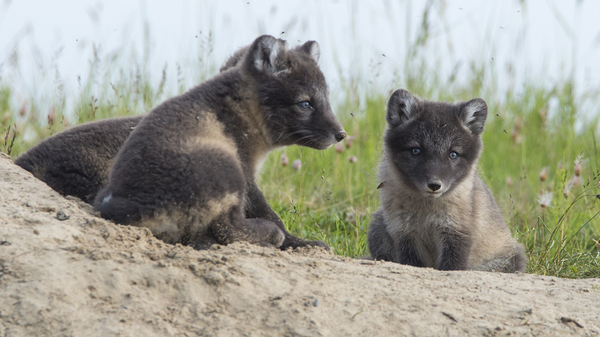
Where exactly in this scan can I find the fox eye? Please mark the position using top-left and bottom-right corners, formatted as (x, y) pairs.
(298, 101), (313, 110)
(449, 151), (458, 160)
(411, 148), (421, 155)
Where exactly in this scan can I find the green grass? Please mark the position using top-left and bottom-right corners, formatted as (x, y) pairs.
(2, 11), (599, 278)
(258, 85), (600, 278)
(3, 81), (600, 279)
(6, 71), (598, 278)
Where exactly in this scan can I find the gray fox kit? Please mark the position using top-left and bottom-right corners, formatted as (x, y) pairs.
(95, 35), (346, 250)
(368, 89), (526, 272)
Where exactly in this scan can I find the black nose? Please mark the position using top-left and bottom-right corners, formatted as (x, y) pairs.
(335, 131), (347, 142)
(428, 181), (442, 191)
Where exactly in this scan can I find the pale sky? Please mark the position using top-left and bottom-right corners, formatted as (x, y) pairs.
(1, 0), (600, 111)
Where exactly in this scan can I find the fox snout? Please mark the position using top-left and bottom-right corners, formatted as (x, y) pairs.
(322, 106), (346, 143)
(326, 111), (346, 143)
(422, 178), (445, 197)
(427, 179), (442, 192)
(335, 131), (347, 142)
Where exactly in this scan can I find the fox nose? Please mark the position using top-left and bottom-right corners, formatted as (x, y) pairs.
(428, 180), (442, 192)
(335, 131), (347, 142)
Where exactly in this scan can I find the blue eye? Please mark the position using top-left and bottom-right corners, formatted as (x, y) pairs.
(411, 148), (421, 155)
(449, 151), (458, 159)
(298, 101), (312, 110)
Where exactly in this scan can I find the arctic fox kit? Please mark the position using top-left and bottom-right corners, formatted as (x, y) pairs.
(368, 89), (526, 272)
(95, 35), (346, 250)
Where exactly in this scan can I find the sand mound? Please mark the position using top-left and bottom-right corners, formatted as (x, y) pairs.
(0, 153), (598, 336)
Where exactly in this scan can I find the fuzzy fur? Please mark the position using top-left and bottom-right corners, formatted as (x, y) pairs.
(94, 35), (346, 250)
(14, 116), (142, 203)
(15, 45), (251, 204)
(368, 89), (526, 272)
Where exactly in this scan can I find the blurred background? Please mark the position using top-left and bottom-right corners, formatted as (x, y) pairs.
(1, 0), (599, 277)
(2, 0), (600, 115)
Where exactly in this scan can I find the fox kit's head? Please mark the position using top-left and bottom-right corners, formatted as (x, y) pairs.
(241, 35), (346, 150)
(384, 89), (488, 198)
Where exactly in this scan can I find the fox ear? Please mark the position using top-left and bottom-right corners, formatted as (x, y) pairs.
(386, 89), (419, 128)
(247, 35), (288, 75)
(299, 41), (320, 63)
(460, 98), (487, 135)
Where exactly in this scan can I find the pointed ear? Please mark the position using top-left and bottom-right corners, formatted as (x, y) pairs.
(459, 98), (488, 135)
(246, 35), (288, 75)
(386, 89), (419, 128)
(299, 41), (320, 63)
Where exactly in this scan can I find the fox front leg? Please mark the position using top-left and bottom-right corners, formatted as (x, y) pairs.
(395, 235), (425, 267)
(437, 231), (473, 270)
(210, 204), (285, 248)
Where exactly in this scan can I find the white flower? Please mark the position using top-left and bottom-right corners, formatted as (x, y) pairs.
(539, 166), (549, 182)
(563, 176), (581, 197)
(291, 159), (302, 171)
(280, 153), (289, 166)
(574, 152), (584, 177)
(537, 191), (553, 209)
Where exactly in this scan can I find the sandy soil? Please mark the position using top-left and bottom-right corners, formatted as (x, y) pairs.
(1, 152), (599, 336)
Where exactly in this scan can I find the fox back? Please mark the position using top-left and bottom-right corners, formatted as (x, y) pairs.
(12, 48), (247, 204)
(14, 116), (142, 203)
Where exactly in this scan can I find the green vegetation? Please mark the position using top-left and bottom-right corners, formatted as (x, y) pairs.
(259, 82), (600, 278)
(2, 10), (599, 279)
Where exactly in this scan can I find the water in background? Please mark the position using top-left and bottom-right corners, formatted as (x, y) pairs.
(1, 0), (599, 116)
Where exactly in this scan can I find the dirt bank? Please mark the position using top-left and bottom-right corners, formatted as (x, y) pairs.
(0, 153), (599, 336)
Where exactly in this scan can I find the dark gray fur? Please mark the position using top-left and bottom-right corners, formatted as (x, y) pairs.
(368, 89), (526, 272)
(14, 116), (142, 203)
(14, 47), (248, 204)
(94, 35), (346, 250)
(219, 46), (249, 72)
